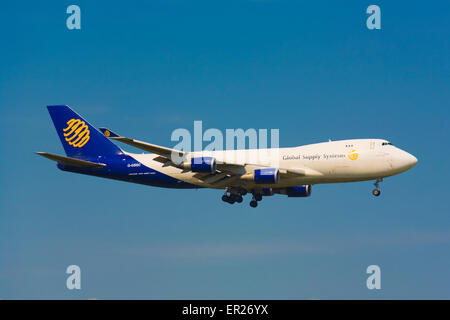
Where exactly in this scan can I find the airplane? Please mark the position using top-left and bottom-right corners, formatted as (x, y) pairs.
(37, 105), (418, 208)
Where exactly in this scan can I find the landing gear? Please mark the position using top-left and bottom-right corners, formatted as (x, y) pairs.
(221, 188), (263, 207)
(222, 194), (235, 204)
(249, 191), (263, 208)
(222, 188), (245, 205)
(372, 178), (383, 197)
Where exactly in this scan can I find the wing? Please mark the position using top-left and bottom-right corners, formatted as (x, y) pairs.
(99, 127), (184, 161)
(99, 127), (321, 188)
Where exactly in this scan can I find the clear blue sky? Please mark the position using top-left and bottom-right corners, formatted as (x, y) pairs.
(1, 0), (449, 299)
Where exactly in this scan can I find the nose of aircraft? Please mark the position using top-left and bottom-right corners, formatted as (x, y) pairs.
(406, 152), (418, 168)
(392, 149), (418, 171)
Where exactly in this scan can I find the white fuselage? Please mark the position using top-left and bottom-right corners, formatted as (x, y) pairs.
(125, 139), (417, 189)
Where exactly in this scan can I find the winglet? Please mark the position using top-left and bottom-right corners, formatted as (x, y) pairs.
(99, 127), (121, 138)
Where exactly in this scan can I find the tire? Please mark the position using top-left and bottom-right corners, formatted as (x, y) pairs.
(372, 189), (381, 197)
(255, 194), (262, 201)
(250, 200), (258, 208)
(236, 195), (243, 203)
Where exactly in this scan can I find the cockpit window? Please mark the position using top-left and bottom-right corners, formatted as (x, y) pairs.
(382, 142), (393, 146)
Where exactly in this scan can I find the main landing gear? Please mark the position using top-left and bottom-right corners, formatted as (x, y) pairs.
(372, 178), (382, 197)
(222, 188), (246, 204)
(249, 192), (262, 208)
(221, 188), (262, 208)
(222, 193), (243, 204)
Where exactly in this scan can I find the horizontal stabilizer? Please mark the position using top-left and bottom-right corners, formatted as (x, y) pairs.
(35, 152), (106, 168)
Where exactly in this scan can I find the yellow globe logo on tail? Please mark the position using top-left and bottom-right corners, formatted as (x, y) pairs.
(348, 149), (359, 160)
(63, 118), (90, 148)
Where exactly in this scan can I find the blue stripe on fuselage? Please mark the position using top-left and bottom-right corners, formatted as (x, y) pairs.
(57, 154), (198, 189)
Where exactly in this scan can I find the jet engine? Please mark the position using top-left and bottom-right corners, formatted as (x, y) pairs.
(182, 157), (216, 173)
(276, 185), (312, 197)
(241, 168), (280, 184)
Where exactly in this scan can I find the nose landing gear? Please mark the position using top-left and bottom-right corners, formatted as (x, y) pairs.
(372, 178), (383, 197)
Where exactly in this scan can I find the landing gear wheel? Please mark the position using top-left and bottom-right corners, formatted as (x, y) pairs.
(236, 195), (243, 203)
(250, 200), (258, 208)
(372, 178), (383, 197)
(255, 194), (262, 201)
(222, 195), (235, 204)
(229, 194), (240, 203)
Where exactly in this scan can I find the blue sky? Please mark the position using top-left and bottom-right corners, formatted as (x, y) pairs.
(0, 0), (449, 299)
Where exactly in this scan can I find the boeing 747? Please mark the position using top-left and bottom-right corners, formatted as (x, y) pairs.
(37, 105), (418, 207)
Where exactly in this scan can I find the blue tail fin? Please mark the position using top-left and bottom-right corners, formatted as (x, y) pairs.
(47, 105), (122, 160)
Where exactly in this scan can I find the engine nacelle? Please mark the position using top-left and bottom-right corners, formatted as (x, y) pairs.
(242, 168), (280, 184)
(276, 185), (312, 197)
(182, 157), (216, 173)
